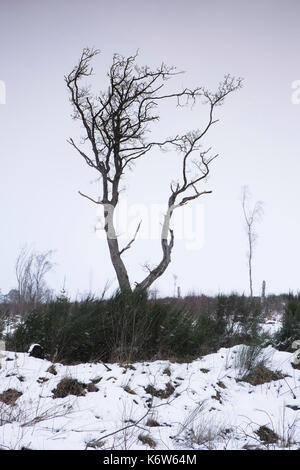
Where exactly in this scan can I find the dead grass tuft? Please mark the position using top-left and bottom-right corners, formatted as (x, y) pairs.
(123, 384), (136, 395)
(255, 425), (279, 444)
(145, 381), (175, 399)
(146, 418), (161, 427)
(138, 433), (157, 448)
(211, 389), (222, 403)
(47, 364), (57, 375)
(52, 377), (87, 399)
(121, 364), (136, 371)
(86, 382), (99, 392)
(240, 365), (287, 386)
(37, 377), (49, 384)
(0, 389), (22, 406)
(217, 381), (226, 389)
(163, 367), (171, 376)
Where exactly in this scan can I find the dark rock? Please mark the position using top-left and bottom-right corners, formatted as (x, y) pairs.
(28, 344), (45, 359)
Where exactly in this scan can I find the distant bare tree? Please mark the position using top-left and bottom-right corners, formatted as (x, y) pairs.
(15, 246), (54, 313)
(241, 186), (264, 297)
(66, 47), (242, 292)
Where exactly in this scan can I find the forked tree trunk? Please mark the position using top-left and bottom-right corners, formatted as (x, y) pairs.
(135, 202), (175, 291)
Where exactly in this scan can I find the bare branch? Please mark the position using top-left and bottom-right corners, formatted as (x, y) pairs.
(78, 190), (103, 205)
(119, 221), (142, 256)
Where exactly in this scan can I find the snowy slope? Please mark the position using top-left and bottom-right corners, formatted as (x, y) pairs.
(0, 343), (299, 450)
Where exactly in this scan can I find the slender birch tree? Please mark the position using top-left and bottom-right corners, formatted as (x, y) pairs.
(241, 186), (264, 297)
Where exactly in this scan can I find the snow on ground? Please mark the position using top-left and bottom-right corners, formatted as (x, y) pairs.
(0, 343), (299, 450)
(259, 311), (283, 336)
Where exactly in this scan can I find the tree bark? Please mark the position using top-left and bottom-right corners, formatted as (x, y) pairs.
(104, 204), (131, 291)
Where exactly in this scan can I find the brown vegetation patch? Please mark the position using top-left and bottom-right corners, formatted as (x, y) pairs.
(211, 389), (222, 403)
(145, 381), (175, 399)
(146, 418), (161, 427)
(87, 439), (105, 449)
(255, 425), (279, 444)
(217, 381), (226, 389)
(242, 444), (260, 450)
(47, 364), (57, 375)
(91, 377), (102, 384)
(86, 382), (99, 392)
(0, 388), (22, 405)
(37, 377), (49, 384)
(241, 365), (287, 386)
(123, 384), (136, 395)
(52, 377), (87, 399)
(121, 364), (136, 371)
(138, 433), (157, 448)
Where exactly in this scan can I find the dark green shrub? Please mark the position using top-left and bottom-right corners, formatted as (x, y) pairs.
(6, 295), (71, 358)
(6, 290), (217, 363)
(5, 291), (267, 364)
(214, 294), (262, 347)
(275, 294), (300, 350)
(150, 301), (215, 359)
(0, 308), (11, 340)
(0, 312), (6, 340)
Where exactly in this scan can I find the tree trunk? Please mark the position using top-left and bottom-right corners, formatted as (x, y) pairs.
(104, 204), (131, 292)
(135, 206), (174, 291)
(248, 229), (253, 297)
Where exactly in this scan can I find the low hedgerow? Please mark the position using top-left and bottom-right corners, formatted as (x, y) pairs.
(5, 291), (264, 364)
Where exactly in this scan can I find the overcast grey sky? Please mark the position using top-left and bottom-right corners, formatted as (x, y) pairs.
(1, 0), (300, 298)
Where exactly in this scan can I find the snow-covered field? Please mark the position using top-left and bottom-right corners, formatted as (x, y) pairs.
(0, 342), (299, 450)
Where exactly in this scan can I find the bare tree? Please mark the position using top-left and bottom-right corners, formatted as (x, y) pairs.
(15, 246), (54, 313)
(66, 48), (242, 292)
(241, 186), (264, 297)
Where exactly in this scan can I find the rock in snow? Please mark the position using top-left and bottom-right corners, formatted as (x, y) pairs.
(28, 343), (45, 359)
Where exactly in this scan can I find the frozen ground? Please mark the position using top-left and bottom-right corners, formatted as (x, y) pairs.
(0, 340), (299, 450)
